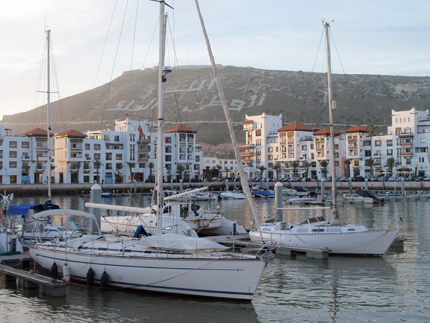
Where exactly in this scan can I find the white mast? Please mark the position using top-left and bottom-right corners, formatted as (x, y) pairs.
(155, 1), (169, 235)
(46, 29), (52, 201)
(324, 21), (337, 219)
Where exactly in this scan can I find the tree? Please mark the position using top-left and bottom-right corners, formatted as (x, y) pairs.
(367, 124), (376, 139)
(344, 159), (352, 177)
(216, 164), (222, 178)
(126, 161), (136, 183)
(385, 157), (399, 177)
(258, 165), (266, 179)
(115, 163), (123, 183)
(291, 161), (300, 178)
(365, 158), (376, 176)
(148, 162), (154, 182)
(301, 161), (312, 178)
(93, 159), (103, 183)
(319, 160), (329, 178)
(176, 164), (186, 181)
(273, 162), (282, 179)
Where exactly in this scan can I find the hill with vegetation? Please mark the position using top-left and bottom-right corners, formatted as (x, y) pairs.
(3, 65), (430, 157)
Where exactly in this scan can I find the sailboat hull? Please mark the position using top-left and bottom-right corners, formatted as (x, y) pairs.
(251, 229), (399, 256)
(30, 248), (266, 300)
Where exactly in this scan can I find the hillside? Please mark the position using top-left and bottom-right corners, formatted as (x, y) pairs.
(3, 65), (430, 157)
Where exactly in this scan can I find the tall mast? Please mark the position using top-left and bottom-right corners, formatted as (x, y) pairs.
(46, 29), (52, 201)
(324, 22), (337, 219)
(156, 1), (168, 235)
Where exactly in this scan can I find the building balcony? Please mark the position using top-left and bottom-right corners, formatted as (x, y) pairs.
(240, 152), (255, 158)
(398, 133), (414, 138)
(238, 143), (255, 148)
(400, 152), (413, 156)
(400, 142), (413, 147)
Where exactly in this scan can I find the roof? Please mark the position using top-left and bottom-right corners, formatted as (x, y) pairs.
(277, 121), (313, 132)
(55, 129), (87, 138)
(243, 120), (254, 125)
(164, 124), (197, 133)
(21, 128), (53, 137)
(345, 125), (368, 133)
(313, 128), (341, 136)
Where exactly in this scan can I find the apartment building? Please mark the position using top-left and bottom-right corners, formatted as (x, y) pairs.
(202, 157), (238, 179)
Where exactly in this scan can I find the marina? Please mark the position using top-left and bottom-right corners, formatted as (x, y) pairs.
(1, 193), (430, 322)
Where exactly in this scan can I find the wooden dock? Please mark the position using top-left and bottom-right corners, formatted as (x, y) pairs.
(0, 264), (69, 297)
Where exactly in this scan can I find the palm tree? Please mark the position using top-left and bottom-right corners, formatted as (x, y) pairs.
(258, 165), (266, 179)
(301, 161), (312, 179)
(115, 163), (123, 183)
(344, 159), (352, 177)
(365, 158), (376, 176)
(319, 160), (329, 178)
(385, 157), (399, 177)
(93, 159), (103, 183)
(176, 164), (186, 181)
(148, 162), (154, 182)
(273, 162), (282, 179)
(291, 161), (299, 178)
(126, 161), (136, 183)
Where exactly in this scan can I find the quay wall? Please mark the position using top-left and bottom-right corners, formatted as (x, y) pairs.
(1, 181), (430, 197)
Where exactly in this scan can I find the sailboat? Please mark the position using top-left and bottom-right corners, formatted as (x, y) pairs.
(249, 22), (400, 256)
(30, 1), (268, 300)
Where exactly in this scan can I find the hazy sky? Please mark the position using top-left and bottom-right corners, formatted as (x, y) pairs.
(1, 0), (429, 120)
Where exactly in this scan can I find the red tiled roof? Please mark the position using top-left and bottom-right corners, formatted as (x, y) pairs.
(21, 128), (53, 137)
(164, 124), (197, 133)
(313, 128), (340, 136)
(277, 121), (313, 132)
(55, 129), (87, 138)
(243, 120), (254, 125)
(344, 125), (368, 133)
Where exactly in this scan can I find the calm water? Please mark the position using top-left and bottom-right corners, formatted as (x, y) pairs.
(1, 193), (430, 322)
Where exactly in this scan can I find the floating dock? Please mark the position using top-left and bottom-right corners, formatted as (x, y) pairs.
(0, 264), (69, 297)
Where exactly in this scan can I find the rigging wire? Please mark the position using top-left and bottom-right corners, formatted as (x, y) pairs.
(86, 0), (119, 120)
(311, 29), (325, 73)
(329, 27), (346, 74)
(100, 0), (131, 131)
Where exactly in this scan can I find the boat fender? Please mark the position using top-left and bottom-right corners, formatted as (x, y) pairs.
(100, 271), (109, 288)
(86, 267), (95, 286)
(51, 262), (58, 279)
(62, 263), (70, 282)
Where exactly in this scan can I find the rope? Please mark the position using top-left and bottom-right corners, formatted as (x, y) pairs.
(146, 257), (220, 286)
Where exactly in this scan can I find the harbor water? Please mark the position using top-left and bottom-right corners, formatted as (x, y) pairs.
(1, 193), (430, 322)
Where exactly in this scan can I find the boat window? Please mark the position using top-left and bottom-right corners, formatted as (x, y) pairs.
(124, 249), (132, 252)
(132, 250), (144, 253)
(298, 220), (309, 225)
(297, 229), (308, 233)
(348, 229), (356, 231)
(308, 218), (318, 223)
(98, 248), (108, 251)
(144, 251), (152, 254)
(316, 216), (326, 222)
(327, 228), (341, 233)
(109, 249), (120, 252)
(312, 228), (324, 232)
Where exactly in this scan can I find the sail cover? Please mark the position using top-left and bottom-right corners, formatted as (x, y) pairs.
(136, 233), (229, 251)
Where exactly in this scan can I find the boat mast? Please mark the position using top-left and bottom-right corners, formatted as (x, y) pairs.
(155, 1), (168, 235)
(324, 22), (338, 219)
(46, 29), (52, 201)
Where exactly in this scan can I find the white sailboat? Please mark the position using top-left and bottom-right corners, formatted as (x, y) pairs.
(30, 1), (268, 300)
(249, 22), (400, 256)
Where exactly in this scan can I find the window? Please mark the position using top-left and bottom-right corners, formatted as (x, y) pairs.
(375, 140), (381, 146)
(268, 147), (273, 152)
(114, 136), (120, 142)
(10, 175), (17, 184)
(130, 134), (135, 142)
(85, 143), (90, 150)
(256, 129), (261, 137)
(94, 153), (101, 160)
(9, 161), (17, 168)
(301, 145), (307, 151)
(104, 135), (110, 141)
(9, 151), (17, 158)
(9, 141), (17, 148)
(268, 155), (273, 160)
(386, 140), (392, 146)
(421, 138), (426, 143)
(94, 144), (101, 150)
(387, 149), (393, 156)
(116, 154), (122, 160)
(106, 153), (112, 160)
(22, 142), (29, 149)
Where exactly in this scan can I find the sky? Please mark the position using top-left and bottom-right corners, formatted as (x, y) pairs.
(1, 0), (430, 120)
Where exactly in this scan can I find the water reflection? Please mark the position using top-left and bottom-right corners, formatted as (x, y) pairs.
(2, 194), (430, 322)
